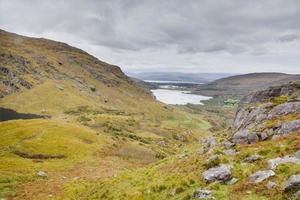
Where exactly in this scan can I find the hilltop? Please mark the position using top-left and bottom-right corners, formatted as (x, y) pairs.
(194, 72), (300, 99)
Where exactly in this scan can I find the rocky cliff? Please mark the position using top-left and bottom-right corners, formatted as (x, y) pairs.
(232, 81), (300, 144)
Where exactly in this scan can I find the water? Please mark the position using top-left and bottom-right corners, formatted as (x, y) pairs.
(151, 89), (211, 105)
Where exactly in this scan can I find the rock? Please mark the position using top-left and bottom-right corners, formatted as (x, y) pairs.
(259, 132), (269, 141)
(294, 150), (300, 159)
(37, 171), (48, 178)
(223, 141), (236, 149)
(267, 102), (300, 119)
(243, 154), (262, 163)
(158, 140), (166, 146)
(203, 165), (232, 182)
(224, 149), (237, 156)
(267, 181), (277, 189)
(207, 136), (217, 150)
(175, 134), (187, 142)
(283, 174), (300, 192)
(277, 120), (300, 135)
(232, 129), (259, 144)
(192, 189), (213, 199)
(268, 156), (300, 170)
(226, 178), (238, 185)
(248, 170), (275, 183)
(294, 191), (300, 199)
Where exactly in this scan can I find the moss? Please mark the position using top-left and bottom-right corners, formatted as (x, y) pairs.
(270, 95), (288, 106)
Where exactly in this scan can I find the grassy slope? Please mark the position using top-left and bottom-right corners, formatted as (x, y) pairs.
(0, 30), (214, 199)
(62, 132), (300, 200)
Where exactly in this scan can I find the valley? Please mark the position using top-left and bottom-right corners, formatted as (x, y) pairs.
(0, 29), (299, 200)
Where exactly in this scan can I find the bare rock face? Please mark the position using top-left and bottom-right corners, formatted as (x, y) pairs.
(232, 129), (259, 144)
(203, 165), (232, 182)
(277, 120), (300, 135)
(267, 102), (300, 119)
(231, 82), (300, 144)
(248, 170), (275, 183)
(283, 174), (300, 192)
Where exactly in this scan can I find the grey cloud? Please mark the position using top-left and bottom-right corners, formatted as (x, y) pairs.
(0, 0), (300, 73)
(279, 34), (300, 42)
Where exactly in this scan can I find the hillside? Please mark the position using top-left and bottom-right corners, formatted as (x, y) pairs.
(62, 82), (299, 200)
(193, 73), (300, 102)
(127, 72), (233, 84)
(0, 30), (214, 199)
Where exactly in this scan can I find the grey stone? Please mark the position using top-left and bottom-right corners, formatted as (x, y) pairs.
(268, 102), (300, 119)
(175, 134), (187, 142)
(224, 149), (237, 156)
(267, 181), (277, 189)
(248, 170), (275, 183)
(283, 174), (300, 192)
(192, 189), (213, 199)
(203, 165), (232, 182)
(277, 120), (300, 135)
(268, 156), (300, 170)
(243, 154), (262, 163)
(158, 140), (167, 146)
(260, 132), (269, 141)
(223, 141), (236, 149)
(37, 171), (48, 178)
(294, 191), (300, 200)
(207, 136), (217, 150)
(232, 129), (259, 144)
(294, 150), (300, 159)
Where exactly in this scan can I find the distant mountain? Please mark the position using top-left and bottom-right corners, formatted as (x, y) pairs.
(194, 72), (300, 98)
(126, 72), (234, 83)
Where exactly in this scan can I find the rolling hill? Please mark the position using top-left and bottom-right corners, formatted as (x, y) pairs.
(194, 72), (300, 98)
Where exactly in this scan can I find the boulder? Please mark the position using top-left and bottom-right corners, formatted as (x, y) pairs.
(232, 129), (259, 144)
(283, 174), (300, 192)
(37, 171), (48, 178)
(243, 154), (262, 163)
(248, 170), (275, 183)
(268, 156), (300, 170)
(192, 189), (213, 199)
(267, 102), (300, 119)
(277, 120), (300, 135)
(203, 165), (232, 182)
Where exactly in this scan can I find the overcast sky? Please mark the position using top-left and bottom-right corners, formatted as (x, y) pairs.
(1, 0), (300, 74)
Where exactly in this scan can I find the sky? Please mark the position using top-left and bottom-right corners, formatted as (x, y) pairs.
(0, 0), (300, 74)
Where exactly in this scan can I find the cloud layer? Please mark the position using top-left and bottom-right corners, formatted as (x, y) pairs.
(1, 0), (300, 73)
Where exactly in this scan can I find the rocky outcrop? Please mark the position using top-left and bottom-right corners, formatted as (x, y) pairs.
(283, 174), (300, 192)
(231, 82), (300, 144)
(268, 156), (300, 170)
(203, 165), (232, 182)
(248, 170), (275, 183)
